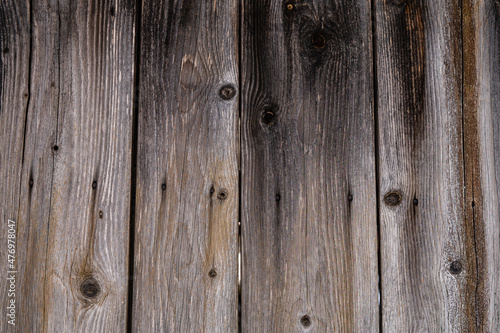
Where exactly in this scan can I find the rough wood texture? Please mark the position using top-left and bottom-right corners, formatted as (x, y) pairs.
(0, 1), (30, 331)
(241, 1), (378, 331)
(463, 0), (500, 330)
(1, 1), (136, 331)
(375, 0), (473, 331)
(131, 0), (239, 331)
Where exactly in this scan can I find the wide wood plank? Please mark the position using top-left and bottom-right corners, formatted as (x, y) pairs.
(463, 0), (500, 330)
(0, 1), (30, 331)
(131, 0), (239, 331)
(375, 0), (472, 330)
(2, 1), (136, 331)
(241, 1), (378, 331)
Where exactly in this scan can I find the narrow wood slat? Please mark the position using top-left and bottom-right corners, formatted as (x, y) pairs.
(241, 1), (378, 331)
(375, 0), (472, 330)
(2, 1), (136, 331)
(0, 1), (30, 331)
(132, 0), (239, 331)
(463, 0), (500, 330)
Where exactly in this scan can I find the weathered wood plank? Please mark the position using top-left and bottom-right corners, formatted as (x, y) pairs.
(375, 0), (472, 330)
(241, 1), (378, 331)
(131, 0), (239, 331)
(2, 1), (136, 331)
(463, 0), (500, 330)
(0, 1), (30, 331)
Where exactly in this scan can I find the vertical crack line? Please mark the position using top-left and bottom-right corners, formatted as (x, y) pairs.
(370, 0), (383, 332)
(17, 0), (33, 217)
(237, 0), (242, 332)
(127, 0), (142, 332)
(460, 1), (479, 330)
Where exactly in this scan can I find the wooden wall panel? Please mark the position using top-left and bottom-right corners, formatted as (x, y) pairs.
(375, 0), (472, 330)
(241, 0), (378, 331)
(2, 0), (136, 331)
(132, 0), (239, 331)
(463, 0), (500, 330)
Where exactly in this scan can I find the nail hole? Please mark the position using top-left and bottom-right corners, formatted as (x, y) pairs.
(311, 33), (326, 49)
(261, 110), (276, 125)
(161, 183), (166, 191)
(23, 93), (28, 97)
(413, 198), (418, 206)
(348, 194), (353, 202)
(450, 260), (462, 275)
(92, 181), (97, 189)
(3, 47), (9, 53)
(99, 211), (103, 219)
(53, 145), (59, 151)
(472, 201), (475, 208)
(276, 193), (281, 202)
(210, 186), (215, 196)
(217, 190), (228, 200)
(219, 85), (236, 100)
(300, 315), (312, 328)
(29, 179), (34, 188)
(384, 191), (402, 206)
(208, 269), (217, 278)
(80, 277), (100, 299)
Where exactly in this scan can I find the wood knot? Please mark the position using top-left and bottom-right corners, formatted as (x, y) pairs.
(208, 269), (217, 278)
(384, 191), (402, 206)
(109, 6), (115, 16)
(391, 0), (408, 6)
(449, 260), (462, 275)
(217, 189), (228, 200)
(311, 33), (326, 49)
(219, 85), (236, 100)
(300, 315), (311, 328)
(3, 47), (9, 54)
(80, 277), (100, 299)
(286, 3), (294, 10)
(261, 110), (276, 125)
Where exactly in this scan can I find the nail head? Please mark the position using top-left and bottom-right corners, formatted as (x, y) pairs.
(208, 269), (217, 278)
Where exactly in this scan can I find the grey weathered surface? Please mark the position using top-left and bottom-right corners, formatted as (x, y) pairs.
(240, 0), (378, 331)
(131, 0), (239, 331)
(375, 0), (472, 331)
(0, 1), (30, 332)
(1, 0), (136, 331)
(463, 0), (500, 330)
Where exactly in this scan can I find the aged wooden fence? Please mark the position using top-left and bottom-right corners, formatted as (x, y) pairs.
(0, 0), (499, 332)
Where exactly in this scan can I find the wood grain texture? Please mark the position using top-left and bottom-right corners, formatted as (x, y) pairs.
(463, 0), (500, 330)
(0, 1), (30, 331)
(241, 0), (378, 331)
(131, 0), (239, 331)
(375, 0), (471, 331)
(1, 1), (136, 331)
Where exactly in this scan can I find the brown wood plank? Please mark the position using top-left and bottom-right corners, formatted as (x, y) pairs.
(241, 1), (378, 331)
(2, 1), (136, 331)
(463, 0), (500, 330)
(131, 0), (239, 331)
(0, 1), (30, 331)
(375, 0), (472, 330)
